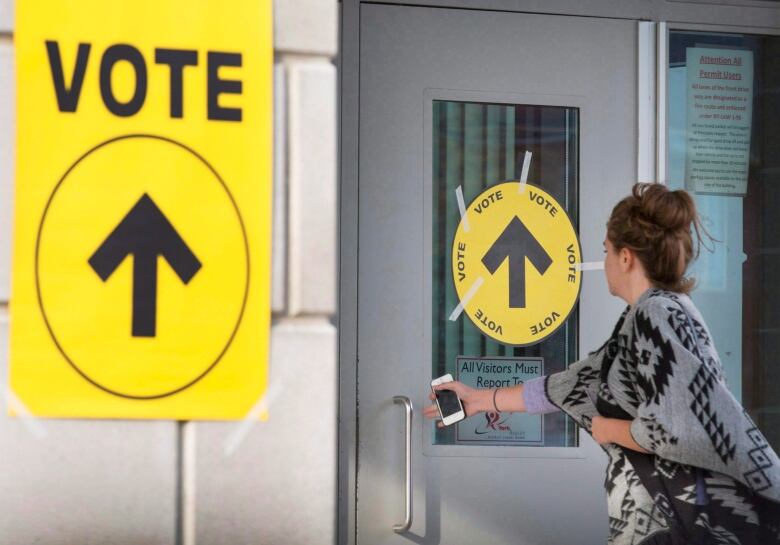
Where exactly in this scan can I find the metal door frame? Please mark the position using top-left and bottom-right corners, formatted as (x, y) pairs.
(338, 2), (780, 544)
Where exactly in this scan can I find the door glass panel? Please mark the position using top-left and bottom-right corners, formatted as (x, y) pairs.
(431, 100), (579, 447)
(667, 31), (780, 451)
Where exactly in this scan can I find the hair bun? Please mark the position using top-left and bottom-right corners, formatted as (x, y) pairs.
(633, 183), (695, 233)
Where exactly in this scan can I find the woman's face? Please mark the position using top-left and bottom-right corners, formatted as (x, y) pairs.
(603, 237), (622, 297)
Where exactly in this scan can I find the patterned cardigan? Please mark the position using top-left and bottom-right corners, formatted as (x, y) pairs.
(544, 288), (780, 545)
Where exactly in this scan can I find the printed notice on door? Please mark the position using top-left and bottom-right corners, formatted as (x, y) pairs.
(455, 356), (543, 445)
(685, 47), (753, 196)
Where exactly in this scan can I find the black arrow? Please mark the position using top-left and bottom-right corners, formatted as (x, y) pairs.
(88, 193), (202, 337)
(481, 216), (552, 308)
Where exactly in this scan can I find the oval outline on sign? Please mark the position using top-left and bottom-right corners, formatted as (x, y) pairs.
(451, 181), (582, 347)
(34, 133), (251, 400)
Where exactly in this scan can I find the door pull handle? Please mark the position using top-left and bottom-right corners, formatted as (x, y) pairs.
(393, 395), (413, 533)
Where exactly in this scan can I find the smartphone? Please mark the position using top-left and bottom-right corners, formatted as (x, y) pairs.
(431, 373), (466, 426)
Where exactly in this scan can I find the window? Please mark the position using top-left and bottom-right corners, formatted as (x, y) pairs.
(668, 30), (780, 450)
(431, 100), (579, 447)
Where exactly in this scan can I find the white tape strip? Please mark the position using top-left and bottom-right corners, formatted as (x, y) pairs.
(223, 380), (283, 457)
(1, 381), (47, 440)
(518, 151), (532, 193)
(576, 261), (605, 271)
(448, 277), (484, 321)
(455, 185), (470, 232)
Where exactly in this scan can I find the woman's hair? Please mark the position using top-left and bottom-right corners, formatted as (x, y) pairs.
(607, 183), (710, 294)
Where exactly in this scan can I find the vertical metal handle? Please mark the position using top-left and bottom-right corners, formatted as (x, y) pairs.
(392, 395), (413, 533)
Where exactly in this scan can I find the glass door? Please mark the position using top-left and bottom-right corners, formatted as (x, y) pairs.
(666, 28), (780, 450)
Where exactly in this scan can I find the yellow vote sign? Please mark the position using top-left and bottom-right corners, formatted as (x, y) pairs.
(452, 183), (581, 346)
(10, 0), (272, 419)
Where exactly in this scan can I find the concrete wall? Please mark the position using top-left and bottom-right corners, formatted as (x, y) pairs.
(0, 1), (338, 544)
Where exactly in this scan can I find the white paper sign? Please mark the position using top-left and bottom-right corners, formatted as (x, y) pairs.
(455, 356), (543, 444)
(685, 47), (753, 196)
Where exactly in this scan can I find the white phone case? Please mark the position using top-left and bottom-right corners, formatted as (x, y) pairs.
(431, 373), (465, 425)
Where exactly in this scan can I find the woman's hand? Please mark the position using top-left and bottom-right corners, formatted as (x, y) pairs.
(591, 416), (614, 445)
(422, 381), (491, 428)
(591, 416), (651, 454)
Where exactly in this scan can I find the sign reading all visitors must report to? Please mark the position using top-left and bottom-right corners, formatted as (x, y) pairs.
(452, 182), (581, 346)
(9, 0), (272, 420)
(456, 356), (543, 444)
(685, 47), (754, 196)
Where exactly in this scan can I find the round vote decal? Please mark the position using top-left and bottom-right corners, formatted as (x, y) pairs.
(452, 182), (581, 346)
(36, 135), (249, 399)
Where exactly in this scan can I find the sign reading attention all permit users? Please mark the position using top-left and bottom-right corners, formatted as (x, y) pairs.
(452, 183), (581, 346)
(10, 0), (272, 420)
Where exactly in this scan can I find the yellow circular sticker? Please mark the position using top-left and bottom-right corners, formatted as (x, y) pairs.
(452, 182), (581, 346)
(36, 135), (248, 399)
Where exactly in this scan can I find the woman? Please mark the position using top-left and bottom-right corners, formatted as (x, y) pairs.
(424, 183), (780, 545)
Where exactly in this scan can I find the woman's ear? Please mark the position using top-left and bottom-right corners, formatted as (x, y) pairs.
(619, 247), (633, 273)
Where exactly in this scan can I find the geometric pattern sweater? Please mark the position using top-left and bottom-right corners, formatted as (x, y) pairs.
(544, 288), (780, 545)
